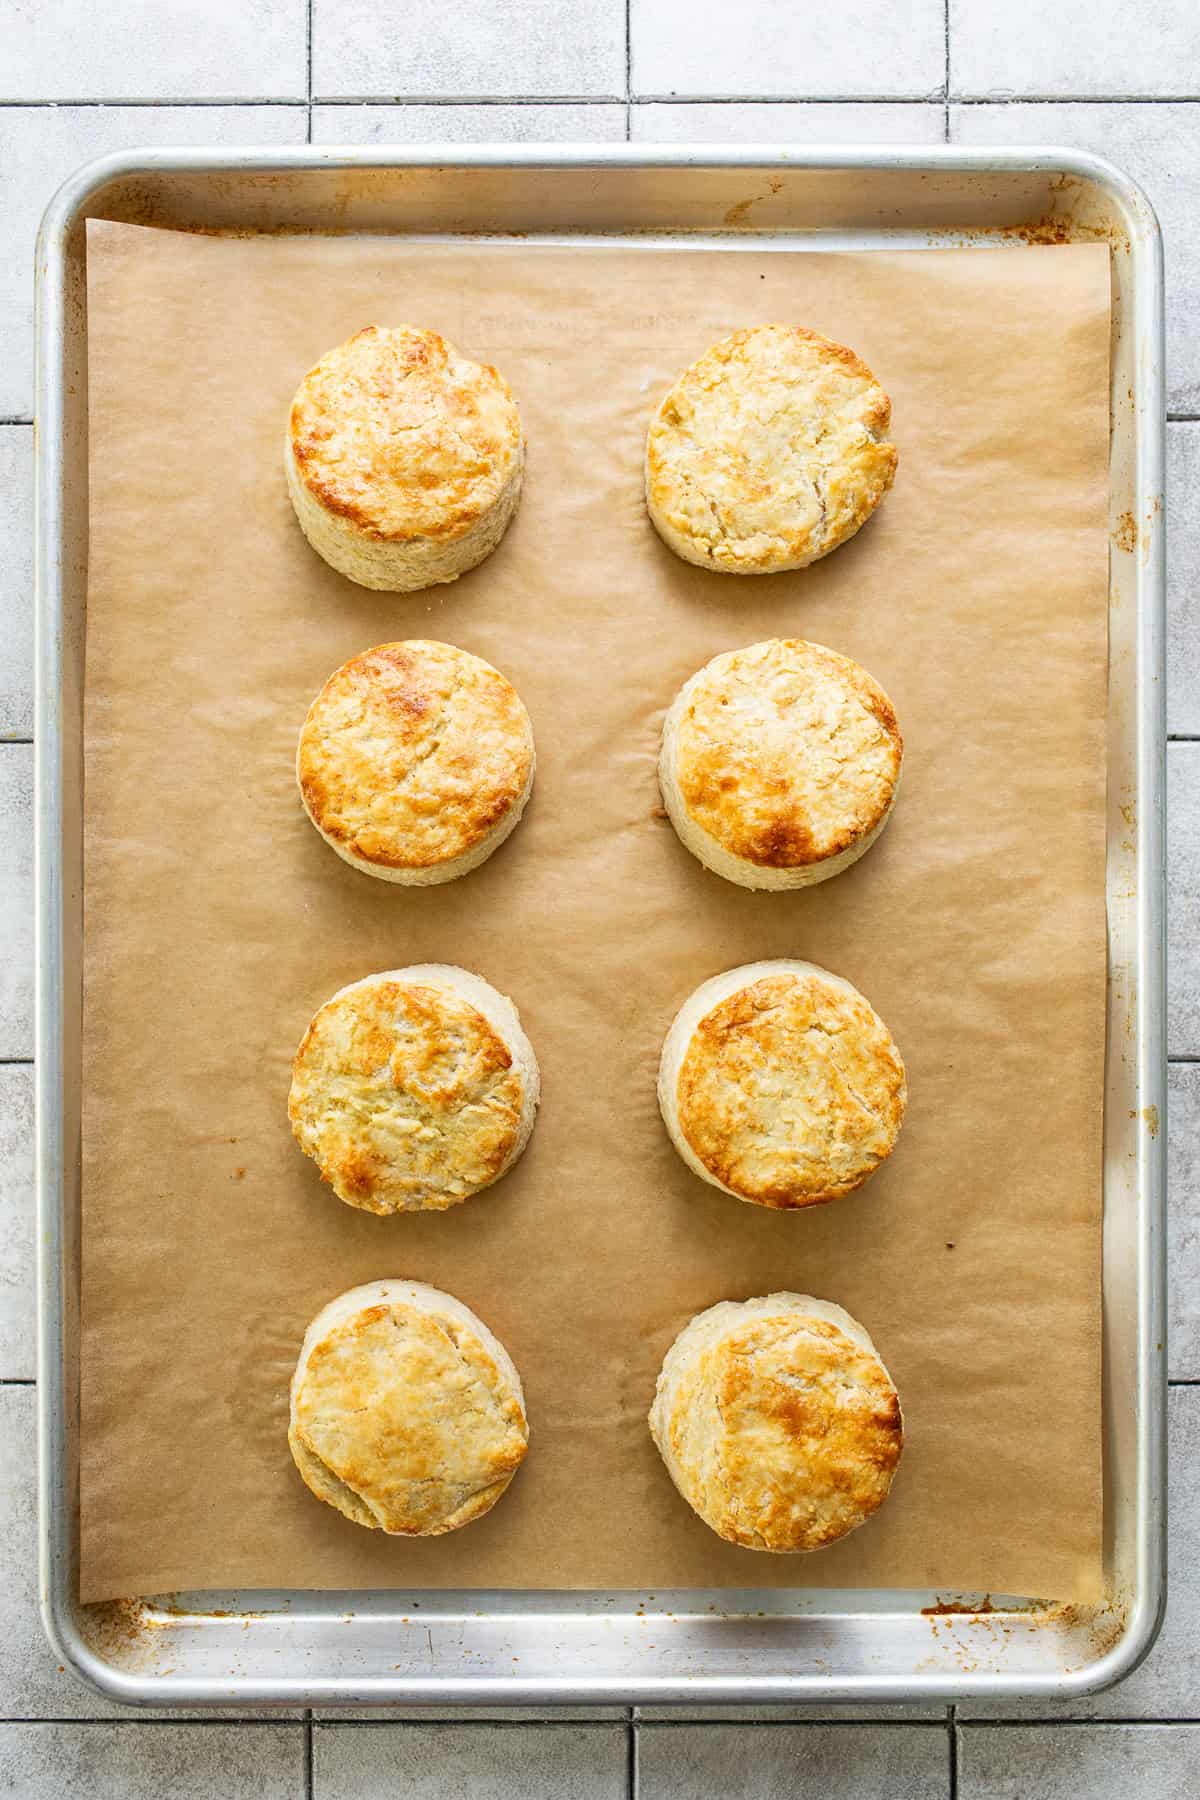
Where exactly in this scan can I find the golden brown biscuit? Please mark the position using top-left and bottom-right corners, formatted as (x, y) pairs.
(645, 324), (897, 573)
(648, 1293), (903, 1552)
(289, 1280), (529, 1534)
(659, 638), (902, 889)
(297, 639), (535, 886)
(289, 965), (540, 1215)
(658, 960), (906, 1208)
(286, 324), (524, 591)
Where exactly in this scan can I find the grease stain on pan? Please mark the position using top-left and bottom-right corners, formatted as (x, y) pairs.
(722, 178), (785, 226)
(930, 176), (1131, 255)
(915, 1591), (1130, 1678)
(1114, 511), (1139, 553)
(1113, 497), (1163, 563)
(921, 1595), (996, 1616)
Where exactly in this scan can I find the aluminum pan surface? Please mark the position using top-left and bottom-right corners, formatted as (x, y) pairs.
(34, 146), (1165, 1706)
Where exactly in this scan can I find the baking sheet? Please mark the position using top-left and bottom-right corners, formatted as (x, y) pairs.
(79, 222), (1110, 1604)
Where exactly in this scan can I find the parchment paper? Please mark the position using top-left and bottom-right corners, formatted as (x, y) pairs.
(80, 222), (1110, 1604)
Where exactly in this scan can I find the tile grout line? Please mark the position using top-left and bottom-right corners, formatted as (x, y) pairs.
(0, 1717), (312, 1727)
(631, 1717), (1200, 1729)
(0, 1716), (635, 1730)
(0, 97), (309, 108)
(943, 0), (951, 141)
(278, 1713), (647, 1728)
(951, 92), (1200, 104)
(271, 92), (642, 107)
(0, 93), (938, 108)
(3, 92), (1200, 108)
(949, 1702), (959, 1797)
(304, 1709), (313, 1797)
(956, 1718), (1200, 1728)
(3, 1715), (1200, 1729)
(278, 1719), (948, 1731)
(305, 0), (313, 143)
(323, 91), (936, 107)
(625, 0), (632, 141)
(628, 1714), (638, 1797)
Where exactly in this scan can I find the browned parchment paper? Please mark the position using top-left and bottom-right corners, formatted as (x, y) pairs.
(80, 222), (1111, 1603)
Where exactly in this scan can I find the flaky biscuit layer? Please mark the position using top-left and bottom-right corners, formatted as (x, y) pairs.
(646, 324), (896, 574)
(649, 1293), (903, 1552)
(290, 1280), (528, 1535)
(289, 965), (540, 1214)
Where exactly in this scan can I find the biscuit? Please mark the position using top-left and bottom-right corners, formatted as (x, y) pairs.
(297, 639), (535, 886)
(289, 1280), (529, 1534)
(648, 1292), (902, 1552)
(286, 325), (524, 591)
(660, 638), (902, 890)
(645, 324), (897, 574)
(658, 960), (906, 1208)
(289, 965), (540, 1214)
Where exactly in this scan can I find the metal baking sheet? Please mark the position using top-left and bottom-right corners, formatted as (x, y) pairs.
(34, 145), (1166, 1708)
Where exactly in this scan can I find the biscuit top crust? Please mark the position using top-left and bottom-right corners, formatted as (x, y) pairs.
(291, 1299), (528, 1534)
(288, 325), (523, 543)
(661, 1308), (902, 1552)
(675, 970), (906, 1206)
(646, 324), (897, 570)
(297, 640), (534, 872)
(288, 975), (526, 1213)
(672, 638), (901, 867)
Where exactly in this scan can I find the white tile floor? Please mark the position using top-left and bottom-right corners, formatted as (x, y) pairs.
(2, 0), (1197, 1792)
(314, 0), (627, 99)
(630, 0), (946, 100)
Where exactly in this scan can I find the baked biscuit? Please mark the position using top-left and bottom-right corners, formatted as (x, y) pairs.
(649, 1292), (902, 1552)
(645, 324), (897, 573)
(290, 1280), (529, 1534)
(289, 965), (540, 1214)
(286, 324), (524, 591)
(297, 639), (535, 886)
(660, 638), (902, 890)
(659, 960), (905, 1208)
